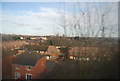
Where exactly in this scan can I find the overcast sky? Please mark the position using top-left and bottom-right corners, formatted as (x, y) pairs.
(1, 2), (118, 37)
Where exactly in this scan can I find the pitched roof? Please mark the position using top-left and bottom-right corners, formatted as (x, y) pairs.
(58, 48), (68, 50)
(69, 46), (98, 54)
(28, 41), (41, 43)
(47, 46), (60, 53)
(20, 45), (48, 51)
(11, 51), (44, 66)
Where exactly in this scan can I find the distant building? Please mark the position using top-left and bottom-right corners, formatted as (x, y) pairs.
(46, 46), (61, 60)
(17, 45), (48, 54)
(40, 37), (47, 40)
(30, 37), (36, 40)
(17, 45), (62, 60)
(58, 47), (70, 59)
(35, 37), (41, 39)
(30, 37), (42, 40)
(11, 51), (46, 79)
(68, 47), (99, 61)
(20, 37), (25, 40)
(28, 41), (41, 45)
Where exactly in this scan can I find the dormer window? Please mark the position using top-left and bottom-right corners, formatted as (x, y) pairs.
(27, 66), (31, 70)
(16, 64), (20, 69)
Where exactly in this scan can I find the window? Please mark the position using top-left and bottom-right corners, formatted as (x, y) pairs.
(37, 51), (39, 53)
(70, 56), (73, 59)
(86, 58), (89, 61)
(27, 66), (31, 70)
(42, 61), (44, 66)
(16, 65), (20, 69)
(40, 51), (44, 53)
(26, 74), (32, 79)
(44, 51), (46, 53)
(73, 57), (76, 60)
(15, 72), (21, 79)
(46, 56), (50, 59)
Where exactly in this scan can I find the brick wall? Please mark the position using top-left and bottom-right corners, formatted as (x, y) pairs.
(12, 57), (46, 79)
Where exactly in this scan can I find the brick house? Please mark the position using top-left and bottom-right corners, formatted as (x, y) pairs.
(25, 45), (48, 53)
(17, 45), (48, 54)
(68, 46), (98, 61)
(46, 46), (61, 60)
(34, 46), (61, 60)
(58, 47), (70, 59)
(28, 41), (41, 45)
(11, 51), (46, 79)
(17, 45), (61, 60)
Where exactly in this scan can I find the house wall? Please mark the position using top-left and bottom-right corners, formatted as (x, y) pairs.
(40, 51), (46, 53)
(18, 50), (25, 54)
(32, 57), (46, 79)
(68, 47), (99, 60)
(31, 43), (40, 45)
(12, 57), (46, 79)
(51, 53), (59, 59)
(2, 56), (16, 79)
(47, 46), (60, 59)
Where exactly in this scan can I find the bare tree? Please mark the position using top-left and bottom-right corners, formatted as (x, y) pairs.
(58, 2), (117, 60)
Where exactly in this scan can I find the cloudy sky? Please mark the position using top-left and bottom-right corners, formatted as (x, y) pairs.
(2, 2), (63, 36)
(1, 2), (118, 37)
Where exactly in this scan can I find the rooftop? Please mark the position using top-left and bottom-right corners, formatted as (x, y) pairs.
(19, 45), (48, 51)
(11, 51), (45, 66)
(69, 46), (98, 54)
